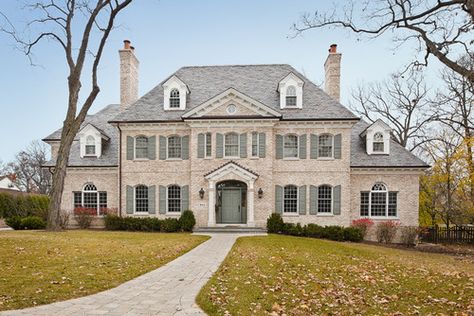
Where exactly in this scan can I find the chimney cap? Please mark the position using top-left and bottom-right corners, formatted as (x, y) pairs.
(123, 40), (131, 49)
(329, 44), (338, 53)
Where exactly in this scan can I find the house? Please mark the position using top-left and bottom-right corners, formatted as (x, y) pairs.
(43, 41), (428, 234)
(0, 175), (20, 191)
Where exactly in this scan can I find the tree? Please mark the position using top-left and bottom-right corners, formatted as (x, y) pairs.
(351, 71), (434, 151)
(294, 0), (474, 81)
(1, 0), (133, 230)
(8, 140), (51, 194)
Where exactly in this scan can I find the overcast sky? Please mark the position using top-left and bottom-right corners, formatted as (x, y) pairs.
(0, 0), (442, 162)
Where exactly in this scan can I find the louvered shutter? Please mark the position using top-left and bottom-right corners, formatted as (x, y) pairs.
(299, 185), (307, 215)
(181, 185), (189, 212)
(197, 133), (205, 158)
(148, 185), (156, 214)
(259, 132), (266, 158)
(159, 136), (166, 160)
(333, 185), (341, 215)
(148, 136), (156, 160)
(310, 185), (318, 215)
(182, 136), (189, 160)
(334, 134), (342, 159)
(299, 134), (307, 159)
(240, 133), (247, 158)
(276, 134), (283, 159)
(126, 136), (134, 160)
(126, 185), (134, 214)
(275, 185), (283, 214)
(159, 185), (166, 214)
(310, 134), (318, 159)
(216, 133), (223, 158)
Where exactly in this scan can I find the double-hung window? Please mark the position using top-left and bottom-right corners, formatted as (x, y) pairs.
(283, 185), (298, 213)
(167, 185), (181, 213)
(168, 136), (182, 159)
(205, 133), (212, 157)
(360, 183), (398, 218)
(251, 132), (259, 157)
(135, 136), (148, 159)
(283, 135), (298, 158)
(135, 185), (149, 213)
(318, 134), (333, 158)
(317, 185), (332, 213)
(224, 133), (239, 157)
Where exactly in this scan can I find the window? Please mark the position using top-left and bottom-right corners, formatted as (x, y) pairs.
(360, 183), (398, 218)
(73, 183), (106, 216)
(168, 136), (182, 159)
(283, 134), (298, 158)
(225, 133), (239, 157)
(135, 136), (148, 159)
(286, 86), (297, 107)
(205, 133), (212, 157)
(135, 185), (148, 213)
(251, 132), (259, 157)
(85, 136), (96, 156)
(318, 185), (332, 213)
(168, 185), (181, 213)
(319, 134), (333, 158)
(373, 132), (384, 152)
(283, 185), (298, 213)
(169, 89), (180, 108)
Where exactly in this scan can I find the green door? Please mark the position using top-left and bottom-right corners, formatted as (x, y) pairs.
(221, 189), (242, 223)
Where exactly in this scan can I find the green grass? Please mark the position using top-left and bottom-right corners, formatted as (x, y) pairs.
(197, 235), (474, 315)
(0, 230), (209, 311)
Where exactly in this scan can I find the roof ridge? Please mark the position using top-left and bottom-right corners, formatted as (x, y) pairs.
(179, 64), (291, 69)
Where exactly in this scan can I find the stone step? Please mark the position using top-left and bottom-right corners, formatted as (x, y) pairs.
(194, 226), (267, 234)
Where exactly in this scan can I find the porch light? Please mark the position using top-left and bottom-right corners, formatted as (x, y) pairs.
(199, 188), (205, 199)
(258, 188), (263, 198)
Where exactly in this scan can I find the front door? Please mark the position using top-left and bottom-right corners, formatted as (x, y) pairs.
(221, 189), (241, 223)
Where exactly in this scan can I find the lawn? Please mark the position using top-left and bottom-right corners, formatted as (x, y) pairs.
(0, 230), (208, 311)
(197, 235), (474, 315)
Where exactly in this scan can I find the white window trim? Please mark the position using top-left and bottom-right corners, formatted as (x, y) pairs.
(134, 136), (150, 161)
(361, 184), (398, 219)
(318, 134), (335, 159)
(317, 185), (333, 215)
(166, 135), (183, 160)
(251, 132), (259, 158)
(133, 185), (149, 214)
(224, 133), (240, 158)
(205, 133), (212, 158)
(283, 134), (299, 160)
(166, 185), (182, 215)
(282, 185), (299, 215)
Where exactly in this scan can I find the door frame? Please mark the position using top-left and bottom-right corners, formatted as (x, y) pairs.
(216, 180), (247, 224)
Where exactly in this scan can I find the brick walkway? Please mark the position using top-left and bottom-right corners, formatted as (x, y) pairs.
(1, 233), (257, 316)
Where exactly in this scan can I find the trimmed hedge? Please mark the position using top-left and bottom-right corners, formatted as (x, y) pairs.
(5, 216), (46, 230)
(104, 211), (196, 233)
(266, 213), (363, 242)
(0, 193), (49, 220)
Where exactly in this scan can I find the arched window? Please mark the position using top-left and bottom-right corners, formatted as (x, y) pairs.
(168, 136), (182, 159)
(135, 136), (148, 159)
(85, 136), (96, 156)
(283, 185), (298, 213)
(73, 183), (107, 215)
(360, 183), (397, 217)
(318, 185), (332, 213)
(167, 185), (181, 213)
(283, 134), (298, 158)
(318, 134), (334, 158)
(286, 85), (297, 107)
(224, 132), (239, 157)
(169, 89), (180, 108)
(373, 132), (384, 152)
(135, 185), (149, 213)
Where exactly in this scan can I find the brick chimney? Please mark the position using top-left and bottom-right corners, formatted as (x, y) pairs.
(324, 44), (342, 102)
(119, 40), (139, 109)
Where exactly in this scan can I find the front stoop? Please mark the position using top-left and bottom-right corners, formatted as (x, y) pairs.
(194, 226), (267, 234)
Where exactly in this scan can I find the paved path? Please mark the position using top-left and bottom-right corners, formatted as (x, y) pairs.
(1, 233), (260, 316)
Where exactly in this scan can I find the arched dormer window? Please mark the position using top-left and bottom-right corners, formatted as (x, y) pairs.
(85, 136), (96, 156)
(373, 132), (384, 152)
(169, 89), (180, 108)
(360, 182), (398, 218)
(286, 86), (297, 107)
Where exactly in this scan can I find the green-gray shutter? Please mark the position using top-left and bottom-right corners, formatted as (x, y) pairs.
(299, 185), (307, 215)
(148, 185), (156, 214)
(159, 136), (166, 160)
(299, 134), (307, 159)
(159, 185), (166, 214)
(240, 133), (247, 158)
(310, 134), (319, 159)
(182, 136), (189, 160)
(275, 185), (283, 214)
(148, 136), (156, 160)
(126, 185), (134, 214)
(126, 136), (134, 160)
(333, 185), (341, 215)
(276, 134), (283, 159)
(181, 185), (189, 212)
(334, 134), (342, 159)
(197, 133), (205, 158)
(309, 185), (318, 215)
(216, 133), (223, 158)
(258, 132), (266, 158)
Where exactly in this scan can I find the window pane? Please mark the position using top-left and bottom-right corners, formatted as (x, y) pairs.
(318, 135), (333, 158)
(205, 133), (212, 157)
(99, 192), (107, 215)
(85, 145), (96, 155)
(318, 185), (332, 213)
(283, 185), (298, 213)
(286, 96), (297, 107)
(168, 186), (181, 213)
(135, 137), (148, 159)
(370, 192), (386, 216)
(170, 89), (180, 108)
(225, 133), (239, 157)
(168, 136), (182, 158)
(73, 192), (82, 208)
(388, 192), (397, 217)
(360, 192), (369, 216)
(83, 192), (97, 209)
(283, 135), (298, 158)
(251, 132), (258, 157)
(373, 142), (384, 152)
(135, 186), (148, 213)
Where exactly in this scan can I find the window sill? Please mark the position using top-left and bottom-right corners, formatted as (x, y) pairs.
(249, 156), (259, 160)
(223, 156), (240, 159)
(361, 216), (399, 220)
(282, 213), (299, 217)
(316, 213), (334, 217)
(204, 156), (213, 160)
(317, 157), (335, 161)
(282, 157), (299, 161)
(83, 155), (98, 158)
(166, 158), (183, 161)
(165, 212), (181, 216)
(133, 158), (149, 162)
(133, 212), (150, 216)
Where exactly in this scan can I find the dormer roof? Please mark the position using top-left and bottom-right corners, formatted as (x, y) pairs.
(359, 119), (392, 138)
(78, 123), (110, 141)
(162, 75), (190, 94)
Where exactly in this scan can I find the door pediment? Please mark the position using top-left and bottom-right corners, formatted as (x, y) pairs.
(205, 161), (259, 183)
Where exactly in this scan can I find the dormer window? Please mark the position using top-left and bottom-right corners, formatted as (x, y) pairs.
(360, 119), (391, 155)
(373, 133), (384, 152)
(85, 136), (96, 156)
(169, 89), (180, 108)
(285, 86), (297, 107)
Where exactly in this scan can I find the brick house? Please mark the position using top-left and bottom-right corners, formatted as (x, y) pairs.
(43, 41), (428, 232)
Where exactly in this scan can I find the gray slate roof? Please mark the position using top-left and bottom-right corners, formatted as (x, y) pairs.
(111, 64), (358, 122)
(43, 104), (120, 167)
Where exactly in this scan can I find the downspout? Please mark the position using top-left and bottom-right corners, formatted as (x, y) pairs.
(117, 123), (122, 217)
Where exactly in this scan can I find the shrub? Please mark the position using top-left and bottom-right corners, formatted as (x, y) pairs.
(20, 216), (46, 230)
(305, 223), (324, 238)
(400, 226), (420, 246)
(59, 211), (70, 229)
(5, 216), (22, 230)
(161, 218), (180, 232)
(104, 215), (123, 230)
(179, 210), (196, 232)
(343, 227), (364, 242)
(0, 193), (49, 219)
(376, 221), (400, 243)
(351, 218), (374, 239)
(323, 226), (345, 241)
(266, 213), (284, 233)
(74, 208), (96, 229)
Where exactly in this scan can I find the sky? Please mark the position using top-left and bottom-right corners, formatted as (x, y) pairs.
(0, 0), (442, 163)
